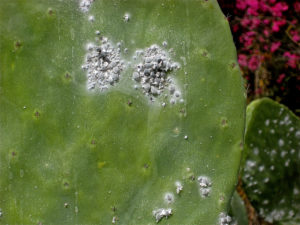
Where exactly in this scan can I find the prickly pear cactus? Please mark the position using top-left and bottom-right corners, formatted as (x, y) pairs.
(242, 98), (300, 224)
(0, 0), (245, 224)
(230, 191), (248, 225)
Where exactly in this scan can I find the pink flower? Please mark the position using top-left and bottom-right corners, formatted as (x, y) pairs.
(240, 31), (256, 47)
(259, 1), (269, 12)
(248, 55), (261, 71)
(241, 18), (251, 27)
(291, 30), (300, 42)
(294, 2), (300, 13)
(236, 0), (247, 10)
(283, 52), (300, 68)
(263, 29), (270, 37)
(258, 36), (265, 43)
(270, 41), (281, 52)
(271, 2), (289, 17)
(250, 18), (261, 29)
(272, 20), (286, 32)
(232, 24), (239, 32)
(238, 54), (248, 67)
(245, 0), (259, 16)
(246, 0), (259, 9)
(247, 7), (259, 16)
(276, 73), (286, 84)
(263, 19), (270, 25)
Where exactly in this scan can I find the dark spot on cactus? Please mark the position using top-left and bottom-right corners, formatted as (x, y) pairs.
(64, 203), (69, 208)
(189, 175), (195, 181)
(64, 182), (69, 187)
(111, 206), (117, 212)
(143, 163), (149, 169)
(127, 100), (132, 106)
(65, 72), (71, 79)
(48, 8), (54, 15)
(14, 41), (22, 50)
(12, 151), (16, 156)
(91, 139), (96, 145)
(221, 117), (229, 128)
(34, 111), (40, 118)
(221, 119), (228, 128)
(221, 119), (226, 126)
(230, 62), (236, 69)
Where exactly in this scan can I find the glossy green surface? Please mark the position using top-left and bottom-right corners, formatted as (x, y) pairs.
(0, 0), (245, 224)
(243, 98), (300, 224)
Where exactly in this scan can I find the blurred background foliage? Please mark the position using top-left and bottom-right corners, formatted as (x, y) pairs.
(218, 0), (300, 116)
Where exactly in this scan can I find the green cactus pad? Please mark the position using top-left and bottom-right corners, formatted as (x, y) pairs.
(230, 191), (248, 225)
(243, 98), (300, 224)
(0, 0), (245, 224)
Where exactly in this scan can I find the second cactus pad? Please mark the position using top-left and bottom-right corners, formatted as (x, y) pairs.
(243, 98), (300, 224)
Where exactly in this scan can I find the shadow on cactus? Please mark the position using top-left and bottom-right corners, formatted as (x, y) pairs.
(0, 0), (245, 224)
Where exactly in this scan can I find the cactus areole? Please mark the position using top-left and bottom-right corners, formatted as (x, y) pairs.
(0, 0), (245, 224)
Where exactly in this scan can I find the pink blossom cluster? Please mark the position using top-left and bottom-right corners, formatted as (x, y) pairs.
(232, 0), (299, 80)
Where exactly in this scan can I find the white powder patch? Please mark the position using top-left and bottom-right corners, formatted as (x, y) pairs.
(132, 45), (182, 103)
(219, 212), (232, 225)
(175, 181), (183, 194)
(79, 0), (95, 13)
(152, 208), (172, 223)
(197, 176), (212, 197)
(82, 37), (125, 91)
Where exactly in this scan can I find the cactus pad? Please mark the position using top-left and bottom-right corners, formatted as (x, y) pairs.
(243, 98), (300, 224)
(0, 0), (245, 224)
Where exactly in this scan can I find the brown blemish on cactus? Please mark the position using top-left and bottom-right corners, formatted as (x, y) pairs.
(221, 117), (228, 128)
(63, 72), (72, 83)
(89, 138), (97, 148)
(127, 100), (132, 106)
(48, 8), (54, 15)
(65, 72), (71, 79)
(111, 206), (117, 212)
(189, 175), (196, 181)
(143, 163), (149, 169)
(62, 180), (70, 189)
(14, 40), (22, 51)
(228, 61), (238, 70)
(33, 110), (40, 119)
